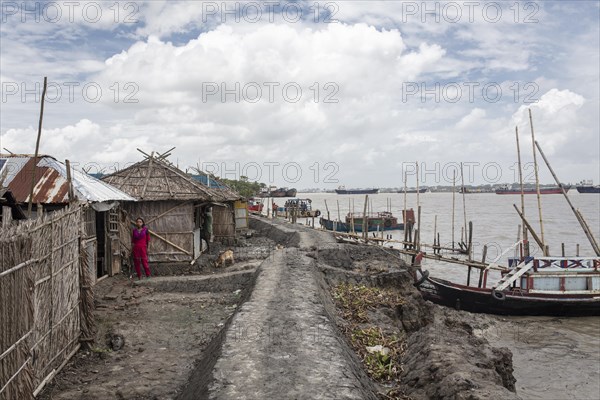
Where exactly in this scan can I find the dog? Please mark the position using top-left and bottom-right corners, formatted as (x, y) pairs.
(214, 249), (234, 268)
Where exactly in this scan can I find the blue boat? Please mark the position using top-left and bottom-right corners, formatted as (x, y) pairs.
(576, 180), (600, 194)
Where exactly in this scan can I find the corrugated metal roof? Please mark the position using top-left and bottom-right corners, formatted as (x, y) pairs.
(0, 155), (136, 204)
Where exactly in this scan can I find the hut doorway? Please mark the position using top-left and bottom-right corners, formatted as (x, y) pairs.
(95, 211), (108, 278)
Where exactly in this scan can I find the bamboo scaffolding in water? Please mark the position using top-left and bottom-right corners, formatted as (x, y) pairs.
(529, 109), (547, 255)
(534, 140), (600, 256)
(515, 126), (529, 256)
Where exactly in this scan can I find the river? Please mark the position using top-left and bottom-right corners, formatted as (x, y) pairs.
(272, 191), (600, 399)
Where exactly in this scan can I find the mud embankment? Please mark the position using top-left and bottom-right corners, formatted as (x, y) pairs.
(254, 216), (520, 399)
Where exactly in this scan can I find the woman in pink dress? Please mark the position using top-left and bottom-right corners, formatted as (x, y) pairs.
(132, 217), (151, 279)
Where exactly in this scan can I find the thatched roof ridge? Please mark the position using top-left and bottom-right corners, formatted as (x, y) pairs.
(102, 156), (240, 202)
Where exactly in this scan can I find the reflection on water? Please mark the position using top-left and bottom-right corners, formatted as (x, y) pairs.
(295, 192), (600, 399)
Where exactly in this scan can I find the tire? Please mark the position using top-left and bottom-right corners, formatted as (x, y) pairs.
(492, 289), (506, 301)
(315, 210), (321, 217)
(384, 219), (392, 228)
(414, 269), (429, 287)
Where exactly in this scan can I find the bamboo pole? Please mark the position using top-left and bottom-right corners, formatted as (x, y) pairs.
(324, 200), (330, 220)
(534, 140), (600, 256)
(336, 200), (341, 221)
(433, 215), (437, 253)
(416, 161), (420, 210)
(452, 170), (456, 250)
(529, 109), (547, 255)
(403, 171), (408, 248)
(515, 126), (529, 256)
(417, 205), (422, 251)
(467, 221), (473, 261)
(28, 76), (48, 218)
(460, 162), (468, 243)
(513, 204), (545, 251)
(362, 195), (369, 241)
(478, 244), (488, 287)
(351, 199), (355, 235)
(65, 159), (74, 203)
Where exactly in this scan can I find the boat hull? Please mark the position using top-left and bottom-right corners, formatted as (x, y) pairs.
(320, 217), (403, 232)
(495, 186), (571, 195)
(576, 186), (600, 193)
(420, 277), (600, 317)
(397, 188), (428, 194)
(335, 189), (379, 195)
(257, 188), (297, 198)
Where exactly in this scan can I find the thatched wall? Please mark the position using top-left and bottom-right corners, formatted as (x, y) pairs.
(0, 205), (88, 398)
(124, 200), (194, 263)
(213, 205), (235, 244)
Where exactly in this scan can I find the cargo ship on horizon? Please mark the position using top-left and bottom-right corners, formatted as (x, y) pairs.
(335, 186), (379, 195)
(495, 184), (571, 195)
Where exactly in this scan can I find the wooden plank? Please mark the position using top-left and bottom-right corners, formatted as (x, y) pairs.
(145, 201), (192, 225)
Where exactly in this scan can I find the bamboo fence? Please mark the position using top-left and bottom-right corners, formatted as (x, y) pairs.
(0, 204), (93, 398)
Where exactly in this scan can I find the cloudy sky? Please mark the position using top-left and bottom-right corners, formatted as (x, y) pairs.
(1, 1), (598, 188)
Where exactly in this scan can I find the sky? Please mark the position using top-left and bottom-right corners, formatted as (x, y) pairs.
(0, 0), (599, 189)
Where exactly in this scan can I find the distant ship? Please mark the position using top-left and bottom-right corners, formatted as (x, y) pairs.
(335, 186), (379, 195)
(495, 185), (571, 195)
(576, 180), (600, 194)
(257, 187), (297, 198)
(398, 188), (428, 194)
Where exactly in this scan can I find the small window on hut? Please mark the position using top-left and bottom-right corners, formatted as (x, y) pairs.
(108, 209), (119, 233)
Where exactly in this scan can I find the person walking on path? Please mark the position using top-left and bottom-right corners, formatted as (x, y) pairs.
(132, 217), (151, 279)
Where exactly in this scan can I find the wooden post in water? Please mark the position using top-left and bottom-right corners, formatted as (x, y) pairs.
(336, 200), (341, 222)
(452, 170), (456, 250)
(576, 244), (580, 257)
(417, 205), (422, 251)
(324, 200), (330, 221)
(529, 109), (547, 255)
(478, 245), (488, 288)
(362, 195), (369, 242)
(416, 161), (421, 211)
(28, 76), (48, 218)
(515, 126), (530, 256)
(351, 199), (355, 235)
(460, 162), (468, 247)
(433, 215), (437, 254)
(403, 171), (408, 248)
(561, 243), (565, 257)
(534, 140), (600, 256)
(467, 221), (473, 261)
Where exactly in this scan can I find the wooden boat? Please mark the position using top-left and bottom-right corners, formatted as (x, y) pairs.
(247, 198), (263, 213)
(495, 184), (571, 195)
(257, 187), (297, 198)
(321, 211), (405, 232)
(319, 218), (351, 232)
(417, 255), (600, 316)
(576, 180), (600, 194)
(335, 186), (379, 195)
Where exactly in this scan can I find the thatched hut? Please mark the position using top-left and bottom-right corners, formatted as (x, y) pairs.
(0, 154), (136, 280)
(103, 154), (241, 264)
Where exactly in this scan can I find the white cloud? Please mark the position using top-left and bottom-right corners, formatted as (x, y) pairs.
(1, 2), (598, 187)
